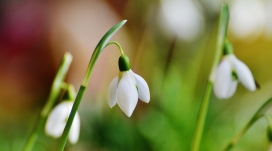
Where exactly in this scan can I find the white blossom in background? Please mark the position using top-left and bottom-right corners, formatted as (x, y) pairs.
(264, 0), (272, 38)
(200, 0), (221, 15)
(45, 101), (80, 144)
(107, 69), (150, 117)
(214, 54), (256, 99)
(158, 0), (205, 41)
(229, 0), (265, 41)
(268, 144), (272, 151)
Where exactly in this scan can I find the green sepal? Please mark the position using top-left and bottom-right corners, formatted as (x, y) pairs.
(223, 41), (233, 55)
(266, 115), (272, 142)
(62, 84), (76, 101)
(63, 91), (72, 101)
(267, 126), (272, 142)
(118, 55), (130, 71)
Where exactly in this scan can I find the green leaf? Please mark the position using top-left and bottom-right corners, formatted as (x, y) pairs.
(82, 20), (127, 86)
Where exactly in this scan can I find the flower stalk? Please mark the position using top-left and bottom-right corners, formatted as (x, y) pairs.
(190, 3), (229, 151)
(23, 52), (73, 151)
(57, 20), (127, 151)
(221, 97), (272, 151)
(106, 41), (125, 56)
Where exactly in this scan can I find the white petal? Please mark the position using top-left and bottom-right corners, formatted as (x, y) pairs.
(214, 57), (238, 99)
(45, 102), (72, 138)
(68, 112), (80, 144)
(232, 57), (256, 91)
(117, 71), (138, 117)
(107, 76), (118, 108)
(133, 73), (150, 103)
(128, 70), (136, 84)
(225, 80), (238, 98)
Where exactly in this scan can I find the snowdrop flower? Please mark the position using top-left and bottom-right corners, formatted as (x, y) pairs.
(107, 55), (150, 117)
(229, 0), (265, 40)
(158, 0), (205, 41)
(45, 101), (80, 144)
(264, 0), (272, 38)
(214, 52), (256, 99)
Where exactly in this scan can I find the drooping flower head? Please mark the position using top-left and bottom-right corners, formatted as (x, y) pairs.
(213, 42), (256, 99)
(45, 101), (80, 144)
(107, 55), (150, 117)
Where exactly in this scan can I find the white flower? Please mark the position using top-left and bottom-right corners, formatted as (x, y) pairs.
(107, 69), (150, 117)
(159, 0), (205, 41)
(45, 101), (80, 144)
(214, 54), (256, 99)
(229, 0), (265, 40)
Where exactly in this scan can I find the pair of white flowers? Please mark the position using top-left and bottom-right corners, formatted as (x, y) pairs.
(45, 55), (150, 144)
(214, 53), (256, 99)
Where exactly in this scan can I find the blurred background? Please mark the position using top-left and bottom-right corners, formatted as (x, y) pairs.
(0, 0), (272, 150)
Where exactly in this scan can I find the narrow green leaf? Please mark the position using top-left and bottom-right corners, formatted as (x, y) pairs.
(82, 20), (127, 86)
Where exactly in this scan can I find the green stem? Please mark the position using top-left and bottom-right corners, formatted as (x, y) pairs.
(60, 82), (69, 89)
(58, 86), (85, 150)
(221, 98), (272, 151)
(23, 118), (47, 151)
(209, 3), (229, 82)
(106, 41), (124, 55)
(82, 20), (127, 87)
(190, 3), (229, 151)
(58, 20), (127, 151)
(23, 52), (73, 151)
(67, 84), (76, 101)
(265, 114), (272, 125)
(191, 81), (213, 151)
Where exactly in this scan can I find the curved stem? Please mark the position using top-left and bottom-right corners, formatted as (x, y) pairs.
(190, 3), (229, 151)
(265, 114), (272, 126)
(67, 84), (76, 101)
(23, 52), (73, 151)
(62, 84), (76, 101)
(82, 20), (127, 87)
(106, 41), (124, 55)
(58, 20), (127, 151)
(221, 97), (272, 151)
(60, 82), (69, 89)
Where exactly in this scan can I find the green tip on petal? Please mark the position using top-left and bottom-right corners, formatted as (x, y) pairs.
(118, 55), (130, 71)
(231, 71), (238, 80)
